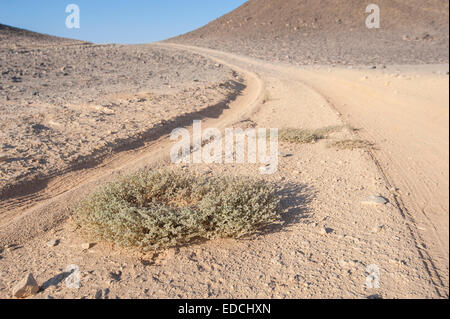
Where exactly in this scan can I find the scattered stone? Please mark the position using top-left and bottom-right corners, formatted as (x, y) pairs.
(12, 273), (39, 298)
(81, 243), (95, 250)
(280, 152), (293, 158)
(319, 227), (333, 235)
(361, 195), (388, 205)
(109, 270), (122, 282)
(0, 153), (8, 162)
(295, 250), (306, 256)
(94, 289), (103, 299)
(11, 76), (22, 83)
(46, 239), (59, 247)
(5, 244), (21, 252)
(259, 166), (274, 174)
(367, 294), (383, 299)
(371, 225), (384, 234)
(339, 259), (347, 267)
(339, 259), (360, 268)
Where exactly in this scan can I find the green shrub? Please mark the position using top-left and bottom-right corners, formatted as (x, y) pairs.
(73, 169), (282, 250)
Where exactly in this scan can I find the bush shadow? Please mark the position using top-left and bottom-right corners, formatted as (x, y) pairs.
(253, 181), (316, 237)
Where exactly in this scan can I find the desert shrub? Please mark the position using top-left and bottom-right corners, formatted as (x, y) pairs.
(313, 125), (345, 136)
(74, 169), (282, 250)
(279, 126), (344, 144)
(328, 139), (373, 150)
(279, 128), (325, 144)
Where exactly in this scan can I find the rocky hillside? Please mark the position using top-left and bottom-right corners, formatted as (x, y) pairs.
(0, 23), (86, 48)
(170, 0), (449, 65)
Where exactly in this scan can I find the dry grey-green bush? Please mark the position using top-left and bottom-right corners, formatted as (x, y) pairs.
(280, 126), (345, 144)
(328, 139), (374, 150)
(279, 128), (324, 144)
(279, 125), (345, 144)
(314, 125), (345, 136)
(74, 169), (282, 250)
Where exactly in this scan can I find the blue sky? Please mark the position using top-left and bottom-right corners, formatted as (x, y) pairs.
(0, 0), (247, 44)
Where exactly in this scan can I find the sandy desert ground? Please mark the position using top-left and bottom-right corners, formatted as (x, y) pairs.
(0, 0), (449, 299)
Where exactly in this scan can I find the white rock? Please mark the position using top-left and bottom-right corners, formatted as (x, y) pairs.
(46, 239), (59, 247)
(81, 243), (94, 250)
(12, 273), (39, 298)
(372, 225), (384, 233)
(319, 227), (333, 235)
(0, 153), (8, 162)
(361, 195), (388, 205)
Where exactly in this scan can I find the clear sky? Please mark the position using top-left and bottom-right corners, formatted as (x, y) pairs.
(0, 0), (247, 44)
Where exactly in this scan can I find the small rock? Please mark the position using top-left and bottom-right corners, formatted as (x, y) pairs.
(280, 152), (293, 158)
(361, 195), (388, 205)
(109, 270), (122, 282)
(319, 227), (333, 235)
(0, 153), (8, 162)
(6, 244), (21, 252)
(81, 243), (95, 250)
(371, 225), (384, 234)
(348, 260), (360, 267)
(259, 166), (274, 174)
(46, 239), (59, 247)
(390, 187), (399, 193)
(367, 294), (383, 299)
(94, 289), (103, 299)
(12, 273), (39, 298)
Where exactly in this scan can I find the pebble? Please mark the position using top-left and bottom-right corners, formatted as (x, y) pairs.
(12, 273), (39, 298)
(280, 152), (293, 158)
(371, 225), (384, 233)
(6, 244), (21, 252)
(0, 153), (8, 162)
(361, 195), (388, 205)
(319, 227), (333, 235)
(81, 243), (95, 250)
(46, 239), (59, 247)
(339, 259), (360, 268)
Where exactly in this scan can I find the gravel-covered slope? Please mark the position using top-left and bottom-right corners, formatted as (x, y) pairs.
(170, 0), (449, 65)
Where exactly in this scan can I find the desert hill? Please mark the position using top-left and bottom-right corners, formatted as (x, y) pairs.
(0, 23), (86, 48)
(170, 0), (449, 65)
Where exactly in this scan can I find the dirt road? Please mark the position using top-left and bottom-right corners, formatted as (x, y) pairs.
(0, 44), (448, 298)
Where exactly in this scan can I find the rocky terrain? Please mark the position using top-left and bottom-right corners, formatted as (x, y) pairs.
(170, 0), (449, 65)
(0, 32), (242, 199)
(0, 0), (448, 300)
(0, 23), (85, 48)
